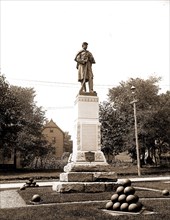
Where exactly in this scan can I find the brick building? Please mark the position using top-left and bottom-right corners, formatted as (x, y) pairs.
(42, 119), (65, 159)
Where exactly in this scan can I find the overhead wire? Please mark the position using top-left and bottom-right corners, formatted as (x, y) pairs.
(8, 78), (116, 88)
(8, 78), (170, 110)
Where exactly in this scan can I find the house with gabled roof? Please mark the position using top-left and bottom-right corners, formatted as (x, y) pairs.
(42, 119), (65, 159)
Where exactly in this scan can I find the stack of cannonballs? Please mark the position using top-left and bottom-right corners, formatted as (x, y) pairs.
(106, 179), (143, 213)
(20, 178), (39, 190)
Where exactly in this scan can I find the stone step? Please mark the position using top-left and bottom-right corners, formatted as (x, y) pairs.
(52, 181), (120, 193)
(60, 172), (117, 182)
(64, 162), (116, 172)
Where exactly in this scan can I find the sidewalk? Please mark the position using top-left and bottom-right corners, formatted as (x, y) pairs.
(1, 176), (170, 189)
(0, 190), (26, 208)
(129, 176), (170, 182)
(0, 181), (54, 189)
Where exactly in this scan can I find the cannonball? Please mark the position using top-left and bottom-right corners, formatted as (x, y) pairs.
(116, 186), (125, 195)
(31, 194), (41, 203)
(24, 183), (30, 187)
(113, 202), (121, 211)
(29, 178), (34, 182)
(118, 194), (127, 203)
(106, 201), (113, 210)
(25, 180), (32, 185)
(126, 194), (139, 204)
(20, 185), (26, 190)
(162, 189), (169, 196)
(30, 182), (36, 187)
(121, 179), (131, 187)
(111, 193), (119, 202)
(120, 203), (129, 212)
(128, 203), (138, 212)
(124, 186), (135, 195)
(135, 202), (143, 212)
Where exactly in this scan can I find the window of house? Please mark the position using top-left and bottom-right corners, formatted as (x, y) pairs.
(52, 137), (56, 144)
(4, 149), (12, 159)
(50, 129), (53, 133)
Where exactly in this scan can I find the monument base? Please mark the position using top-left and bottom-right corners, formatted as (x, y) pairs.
(52, 94), (117, 193)
(53, 164), (117, 193)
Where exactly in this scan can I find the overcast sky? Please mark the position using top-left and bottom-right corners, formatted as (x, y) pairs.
(1, 0), (169, 137)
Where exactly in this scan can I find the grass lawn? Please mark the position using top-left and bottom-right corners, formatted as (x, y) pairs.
(0, 197), (169, 220)
(0, 181), (170, 220)
(0, 170), (60, 182)
(17, 181), (170, 205)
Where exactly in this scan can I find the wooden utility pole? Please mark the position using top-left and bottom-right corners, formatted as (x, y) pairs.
(131, 86), (141, 176)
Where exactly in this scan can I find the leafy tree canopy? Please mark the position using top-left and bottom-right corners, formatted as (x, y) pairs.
(99, 76), (170, 164)
(64, 132), (73, 153)
(0, 74), (52, 167)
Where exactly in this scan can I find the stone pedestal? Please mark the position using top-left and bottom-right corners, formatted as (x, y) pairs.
(66, 94), (107, 169)
(53, 93), (117, 193)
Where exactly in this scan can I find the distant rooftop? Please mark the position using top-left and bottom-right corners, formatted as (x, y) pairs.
(43, 119), (64, 134)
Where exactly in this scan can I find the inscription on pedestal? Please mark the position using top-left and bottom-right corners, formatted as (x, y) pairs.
(85, 151), (95, 162)
(82, 124), (97, 151)
(77, 123), (81, 150)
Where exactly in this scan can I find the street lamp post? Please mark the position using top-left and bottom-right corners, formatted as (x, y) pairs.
(130, 86), (141, 176)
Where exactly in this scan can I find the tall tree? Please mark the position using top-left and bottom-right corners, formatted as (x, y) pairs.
(0, 75), (19, 161)
(10, 86), (51, 167)
(142, 91), (170, 164)
(0, 74), (51, 168)
(99, 101), (125, 162)
(63, 132), (73, 153)
(99, 76), (169, 165)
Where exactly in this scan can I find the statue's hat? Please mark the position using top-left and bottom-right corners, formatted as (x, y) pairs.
(82, 42), (88, 46)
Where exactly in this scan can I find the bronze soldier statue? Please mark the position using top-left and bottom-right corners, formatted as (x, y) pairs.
(75, 42), (96, 94)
